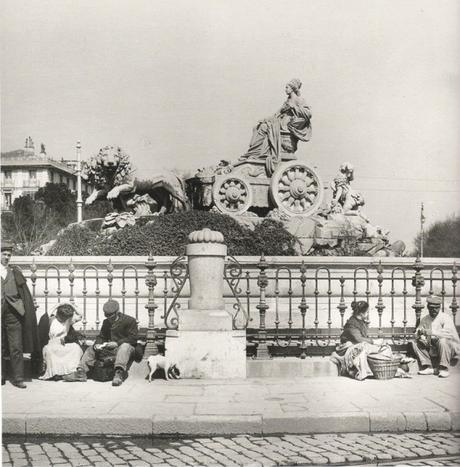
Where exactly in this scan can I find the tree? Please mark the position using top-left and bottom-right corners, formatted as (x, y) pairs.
(35, 183), (76, 226)
(412, 215), (460, 257)
(1, 196), (59, 255)
(2, 183), (79, 255)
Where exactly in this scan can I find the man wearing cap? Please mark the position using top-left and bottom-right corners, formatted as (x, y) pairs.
(64, 299), (138, 386)
(1, 242), (40, 388)
(411, 296), (460, 378)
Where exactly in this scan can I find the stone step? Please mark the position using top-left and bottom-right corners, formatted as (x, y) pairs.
(127, 356), (339, 380)
(14, 355), (457, 381)
(247, 357), (338, 378)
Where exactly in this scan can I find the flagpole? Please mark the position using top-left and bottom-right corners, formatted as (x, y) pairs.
(420, 202), (424, 258)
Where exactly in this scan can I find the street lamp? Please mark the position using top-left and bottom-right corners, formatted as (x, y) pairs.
(420, 202), (425, 258)
(76, 141), (83, 223)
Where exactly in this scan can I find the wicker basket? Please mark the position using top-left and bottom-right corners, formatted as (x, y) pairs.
(367, 355), (402, 380)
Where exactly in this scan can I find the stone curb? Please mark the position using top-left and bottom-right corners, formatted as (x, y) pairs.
(3, 411), (458, 436)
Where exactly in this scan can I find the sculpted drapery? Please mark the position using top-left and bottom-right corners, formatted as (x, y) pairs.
(241, 79), (312, 173)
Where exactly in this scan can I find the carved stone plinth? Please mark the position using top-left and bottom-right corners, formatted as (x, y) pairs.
(165, 228), (247, 379)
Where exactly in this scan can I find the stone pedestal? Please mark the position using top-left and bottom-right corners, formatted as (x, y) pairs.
(166, 329), (246, 379)
(164, 228), (247, 379)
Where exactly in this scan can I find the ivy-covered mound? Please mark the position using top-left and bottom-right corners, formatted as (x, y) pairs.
(47, 211), (300, 256)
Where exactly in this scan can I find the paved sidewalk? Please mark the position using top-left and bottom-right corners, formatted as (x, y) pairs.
(3, 432), (460, 466)
(3, 368), (460, 436)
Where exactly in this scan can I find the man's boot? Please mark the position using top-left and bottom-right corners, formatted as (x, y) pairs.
(11, 380), (27, 388)
(112, 368), (125, 387)
(63, 367), (87, 382)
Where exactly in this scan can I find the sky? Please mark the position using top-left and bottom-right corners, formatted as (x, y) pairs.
(1, 0), (459, 249)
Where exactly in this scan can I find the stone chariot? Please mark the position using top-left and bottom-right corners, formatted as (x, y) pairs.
(188, 144), (324, 218)
(211, 156), (323, 217)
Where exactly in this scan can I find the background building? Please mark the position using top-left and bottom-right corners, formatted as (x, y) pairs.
(0, 137), (92, 211)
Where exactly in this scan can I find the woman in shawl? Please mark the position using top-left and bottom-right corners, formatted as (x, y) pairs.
(39, 302), (83, 380)
(330, 301), (394, 380)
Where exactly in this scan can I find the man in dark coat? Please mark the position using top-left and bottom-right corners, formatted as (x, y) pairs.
(1, 242), (40, 388)
(64, 299), (138, 386)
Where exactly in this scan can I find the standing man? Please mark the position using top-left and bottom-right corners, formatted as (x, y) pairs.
(412, 295), (460, 378)
(1, 242), (40, 388)
(64, 299), (138, 386)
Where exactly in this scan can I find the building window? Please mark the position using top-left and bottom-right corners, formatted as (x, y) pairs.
(59, 174), (63, 184)
(29, 170), (37, 179)
(4, 171), (12, 180)
(73, 179), (76, 191)
(4, 192), (12, 210)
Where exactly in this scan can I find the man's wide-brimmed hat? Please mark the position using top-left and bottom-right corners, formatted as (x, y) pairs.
(426, 295), (442, 306)
(103, 299), (120, 314)
(1, 241), (14, 252)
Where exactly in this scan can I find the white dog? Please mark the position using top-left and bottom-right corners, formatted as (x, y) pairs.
(147, 355), (180, 382)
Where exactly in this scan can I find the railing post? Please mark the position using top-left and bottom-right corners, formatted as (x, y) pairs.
(337, 276), (347, 329)
(144, 253), (159, 357)
(30, 258), (38, 313)
(411, 256), (425, 327)
(375, 261), (385, 338)
(450, 262), (458, 324)
(106, 259), (114, 299)
(255, 254), (270, 359)
(299, 261), (308, 359)
(68, 258), (75, 304)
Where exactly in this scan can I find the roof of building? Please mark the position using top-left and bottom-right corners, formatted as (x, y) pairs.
(1, 150), (76, 176)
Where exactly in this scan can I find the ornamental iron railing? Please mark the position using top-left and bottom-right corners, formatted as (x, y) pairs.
(15, 256), (458, 358)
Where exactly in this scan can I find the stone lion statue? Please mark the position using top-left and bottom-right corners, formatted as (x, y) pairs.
(83, 146), (189, 220)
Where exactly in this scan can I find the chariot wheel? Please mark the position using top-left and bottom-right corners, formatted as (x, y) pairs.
(270, 161), (324, 217)
(212, 175), (252, 215)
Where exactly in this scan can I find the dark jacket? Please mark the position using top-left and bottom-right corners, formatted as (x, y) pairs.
(7, 267), (40, 355)
(340, 315), (373, 344)
(95, 313), (138, 347)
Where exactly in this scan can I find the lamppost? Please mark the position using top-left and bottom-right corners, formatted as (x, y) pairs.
(76, 141), (83, 223)
(420, 202), (425, 258)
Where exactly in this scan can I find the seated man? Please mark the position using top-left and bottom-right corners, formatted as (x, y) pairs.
(64, 299), (138, 386)
(411, 296), (460, 378)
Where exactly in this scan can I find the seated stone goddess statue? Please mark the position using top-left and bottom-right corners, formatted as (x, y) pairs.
(241, 79), (312, 174)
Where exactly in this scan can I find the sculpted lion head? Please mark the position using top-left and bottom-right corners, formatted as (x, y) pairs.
(83, 146), (133, 189)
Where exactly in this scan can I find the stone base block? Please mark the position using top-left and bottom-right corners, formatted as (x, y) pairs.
(165, 330), (246, 379)
(179, 309), (233, 331)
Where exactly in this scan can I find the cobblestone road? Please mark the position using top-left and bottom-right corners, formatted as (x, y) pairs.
(3, 432), (460, 466)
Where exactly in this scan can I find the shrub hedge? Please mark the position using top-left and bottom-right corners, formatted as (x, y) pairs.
(47, 211), (300, 256)
(47, 223), (99, 256)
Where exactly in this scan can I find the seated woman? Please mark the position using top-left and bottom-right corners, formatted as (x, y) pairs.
(241, 78), (312, 174)
(39, 302), (83, 381)
(330, 301), (393, 380)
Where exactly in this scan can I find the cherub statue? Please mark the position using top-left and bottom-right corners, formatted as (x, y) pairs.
(329, 162), (365, 214)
